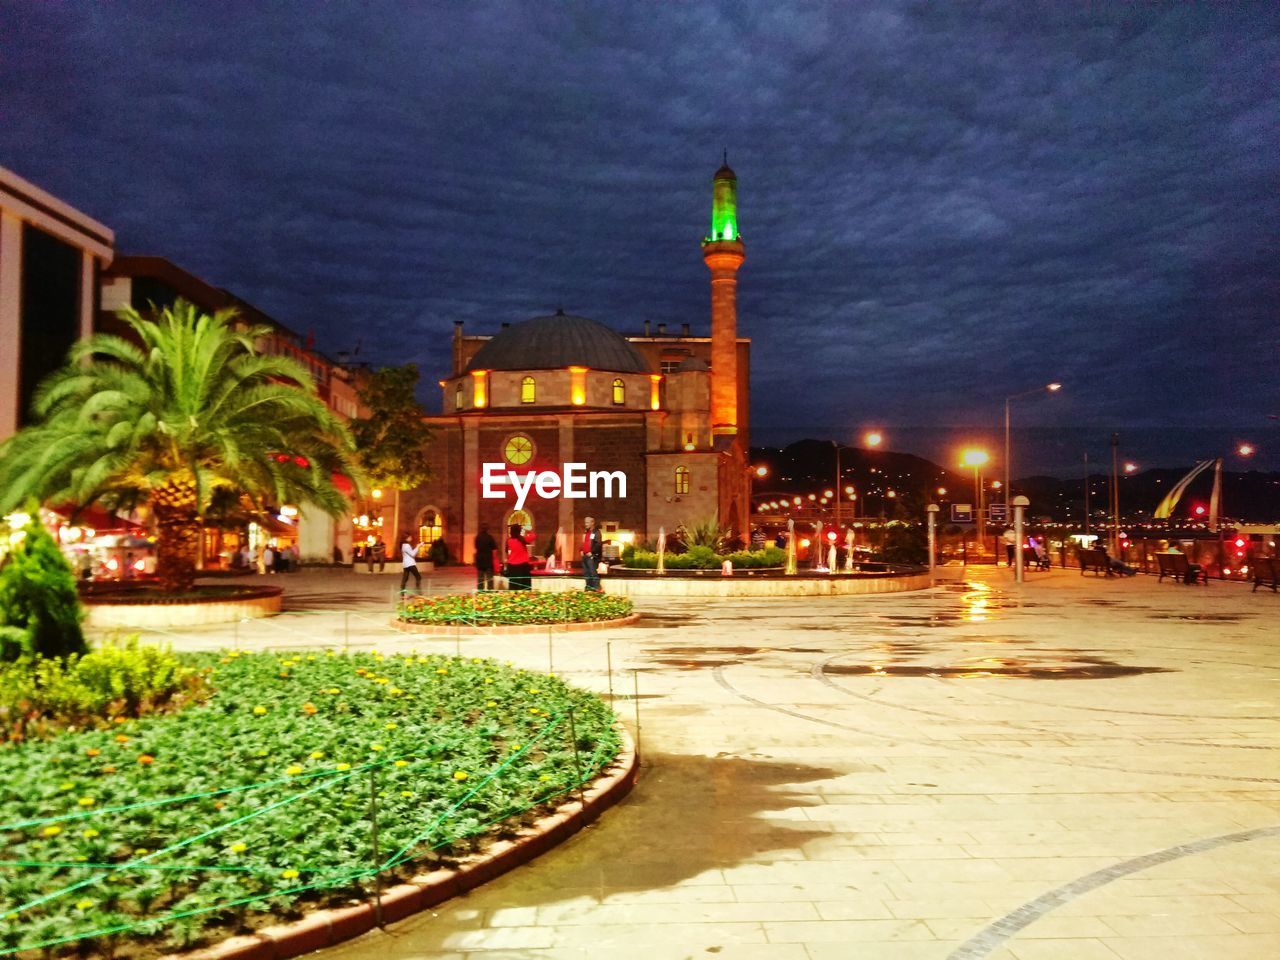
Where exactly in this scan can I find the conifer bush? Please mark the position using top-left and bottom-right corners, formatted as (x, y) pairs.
(0, 513), (86, 660)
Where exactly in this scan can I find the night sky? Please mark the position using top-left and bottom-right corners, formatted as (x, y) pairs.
(3, 3), (1277, 476)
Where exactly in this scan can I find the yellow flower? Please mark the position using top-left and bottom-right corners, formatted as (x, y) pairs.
(335, 763), (351, 771)
(309, 751), (325, 760)
(393, 760), (408, 767)
(384, 722), (398, 730)
(373, 678), (389, 685)
(510, 744), (522, 751)
(75, 899), (94, 910)
(389, 687), (403, 696)
(229, 842), (247, 853)
(252, 706), (268, 715)
(41, 825), (62, 837)
(483, 678), (494, 685)
(370, 744), (383, 752)
(527, 688), (540, 694)
(60, 782), (75, 790)
(471, 658), (482, 663)
(326, 688), (341, 695)
(133, 848), (149, 856)
(82, 829), (99, 839)
(281, 869), (300, 880)
(539, 774), (552, 782)
(529, 708), (540, 714)
(485, 701), (497, 708)
(285, 765), (303, 776)
(453, 770), (469, 781)
(435, 667), (448, 675)
(401, 790), (413, 798)
(77, 797), (95, 807)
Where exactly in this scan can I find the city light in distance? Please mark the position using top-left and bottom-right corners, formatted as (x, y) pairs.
(991, 480), (1003, 490)
(1238, 443), (1255, 456)
(937, 487), (947, 496)
(864, 431), (883, 447)
(755, 465), (769, 477)
(1124, 462), (1138, 474)
(844, 485), (855, 495)
(1047, 383), (1062, 392)
(823, 489), (834, 498)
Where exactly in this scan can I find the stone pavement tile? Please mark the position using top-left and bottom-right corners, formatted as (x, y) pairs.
(1101, 934), (1280, 959)
(731, 881), (896, 902)
(1223, 912), (1280, 933)
(1007, 940), (1123, 959)
(762, 918), (936, 942)
(1051, 894), (1245, 917)
(803, 941), (965, 959)
(545, 920), (767, 947)
(435, 926), (558, 951)
(534, 899), (819, 925)
(808, 899), (895, 920)
(883, 898), (997, 919)
(1098, 913), (1246, 937)
(806, 842), (975, 861)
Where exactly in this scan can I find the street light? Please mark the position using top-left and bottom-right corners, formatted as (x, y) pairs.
(1238, 443), (1255, 457)
(961, 448), (990, 553)
(1004, 383), (1062, 510)
(864, 431), (883, 448)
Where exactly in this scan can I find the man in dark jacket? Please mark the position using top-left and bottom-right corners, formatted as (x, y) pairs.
(581, 516), (603, 592)
(473, 525), (498, 591)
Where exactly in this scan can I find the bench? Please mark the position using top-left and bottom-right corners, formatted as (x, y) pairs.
(1022, 548), (1050, 571)
(1156, 552), (1206, 585)
(1076, 548), (1111, 577)
(1253, 557), (1279, 593)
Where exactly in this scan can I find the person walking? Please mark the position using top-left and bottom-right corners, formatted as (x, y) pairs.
(399, 533), (424, 593)
(263, 544), (276, 574)
(474, 524), (498, 591)
(505, 523), (533, 590)
(581, 516), (603, 592)
(1001, 526), (1017, 566)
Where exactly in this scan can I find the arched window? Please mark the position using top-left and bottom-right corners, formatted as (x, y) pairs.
(521, 376), (536, 404)
(612, 378), (625, 405)
(674, 466), (690, 495)
(454, 382), (464, 410)
(418, 508), (443, 545)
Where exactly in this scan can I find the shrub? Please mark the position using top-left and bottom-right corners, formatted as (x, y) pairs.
(398, 590), (632, 625)
(0, 638), (207, 742)
(0, 513), (86, 659)
(624, 549), (658, 569)
(675, 517), (730, 552)
(621, 545), (784, 570)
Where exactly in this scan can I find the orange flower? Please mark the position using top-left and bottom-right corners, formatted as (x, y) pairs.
(301, 702), (318, 716)
(114, 734), (129, 744)
(85, 748), (100, 758)
(137, 755), (154, 765)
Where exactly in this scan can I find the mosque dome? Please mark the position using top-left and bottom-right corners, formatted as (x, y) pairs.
(465, 311), (650, 374)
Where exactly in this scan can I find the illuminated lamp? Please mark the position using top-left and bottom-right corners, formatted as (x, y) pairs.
(1235, 538), (1246, 548)
(827, 531), (837, 542)
(569, 366), (588, 406)
(800, 538), (810, 548)
(886, 490), (896, 498)
(649, 374), (662, 411)
(1193, 505), (1206, 516)
(280, 505), (299, 518)
(807, 493), (816, 501)
(755, 465), (769, 478)
(470, 369), (489, 408)
(106, 558), (119, 572)
(845, 485), (855, 495)
(1238, 443), (1255, 456)
(132, 559), (145, 572)
(371, 488), (383, 499)
(865, 431), (883, 447)
(937, 487), (947, 496)
(792, 497), (801, 506)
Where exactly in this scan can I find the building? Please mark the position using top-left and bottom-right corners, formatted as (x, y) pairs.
(99, 255), (369, 564)
(400, 160), (751, 562)
(0, 165), (115, 442)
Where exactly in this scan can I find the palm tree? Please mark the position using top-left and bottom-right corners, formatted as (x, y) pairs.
(0, 300), (362, 592)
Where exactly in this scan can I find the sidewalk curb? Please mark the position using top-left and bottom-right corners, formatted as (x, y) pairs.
(165, 729), (638, 960)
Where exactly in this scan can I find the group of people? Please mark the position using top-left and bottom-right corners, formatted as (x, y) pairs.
(464, 517), (604, 593)
(229, 543), (297, 574)
(1000, 528), (1051, 569)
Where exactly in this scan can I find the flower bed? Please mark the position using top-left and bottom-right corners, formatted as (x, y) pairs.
(621, 545), (787, 570)
(80, 584), (282, 605)
(397, 590), (632, 626)
(0, 651), (621, 956)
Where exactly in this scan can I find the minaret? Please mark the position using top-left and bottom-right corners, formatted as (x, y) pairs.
(701, 153), (745, 438)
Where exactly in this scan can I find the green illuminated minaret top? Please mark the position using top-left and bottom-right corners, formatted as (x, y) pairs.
(704, 150), (740, 244)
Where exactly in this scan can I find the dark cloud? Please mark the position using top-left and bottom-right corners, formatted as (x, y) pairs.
(3, 1), (1277, 474)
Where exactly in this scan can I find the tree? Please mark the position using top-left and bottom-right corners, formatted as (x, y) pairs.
(351, 364), (433, 490)
(0, 300), (361, 592)
(0, 510), (87, 660)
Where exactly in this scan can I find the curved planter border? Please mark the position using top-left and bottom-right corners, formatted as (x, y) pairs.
(168, 728), (639, 960)
(84, 589), (283, 629)
(390, 612), (640, 635)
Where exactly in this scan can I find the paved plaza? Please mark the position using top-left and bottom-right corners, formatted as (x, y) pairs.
(108, 567), (1280, 959)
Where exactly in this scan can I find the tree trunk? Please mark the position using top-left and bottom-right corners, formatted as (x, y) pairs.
(155, 509), (201, 593)
(152, 475), (201, 593)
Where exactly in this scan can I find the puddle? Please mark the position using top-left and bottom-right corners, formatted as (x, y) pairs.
(645, 645), (827, 669)
(634, 613), (702, 627)
(826, 656), (1171, 680)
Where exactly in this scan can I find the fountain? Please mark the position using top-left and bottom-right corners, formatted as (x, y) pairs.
(844, 529), (855, 572)
(827, 543), (837, 572)
(656, 526), (667, 575)
(785, 519), (797, 575)
(812, 521), (825, 570)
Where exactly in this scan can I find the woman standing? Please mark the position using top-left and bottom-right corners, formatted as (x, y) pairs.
(505, 523), (533, 590)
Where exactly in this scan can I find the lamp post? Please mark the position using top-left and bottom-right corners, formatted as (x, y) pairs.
(961, 448), (990, 556)
(1004, 383), (1061, 510)
(863, 431), (884, 553)
(1012, 495), (1030, 583)
(926, 503), (939, 579)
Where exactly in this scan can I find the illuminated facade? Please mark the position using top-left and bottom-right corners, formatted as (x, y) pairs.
(401, 161), (752, 562)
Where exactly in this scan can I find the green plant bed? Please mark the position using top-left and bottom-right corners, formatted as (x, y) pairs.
(80, 584), (282, 605)
(398, 590), (632, 626)
(621, 545), (787, 570)
(0, 651), (621, 956)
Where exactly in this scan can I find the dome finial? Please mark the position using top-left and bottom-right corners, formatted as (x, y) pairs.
(723, 147), (728, 167)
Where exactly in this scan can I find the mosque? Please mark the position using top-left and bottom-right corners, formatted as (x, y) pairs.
(400, 160), (751, 563)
